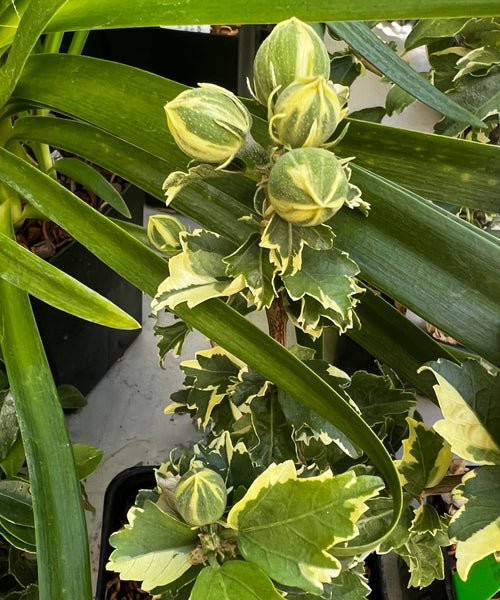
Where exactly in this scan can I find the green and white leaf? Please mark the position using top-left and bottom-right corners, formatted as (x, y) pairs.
(421, 359), (500, 465)
(286, 294), (361, 339)
(180, 347), (244, 393)
(190, 561), (284, 600)
(224, 233), (277, 310)
(163, 164), (223, 205)
(395, 417), (452, 497)
(152, 229), (245, 311)
(261, 213), (334, 277)
(107, 499), (198, 592)
(287, 561), (371, 599)
(230, 366), (269, 407)
(448, 466), (500, 580)
(283, 245), (362, 335)
(228, 462), (383, 594)
(410, 503), (443, 535)
(396, 528), (450, 588)
(454, 46), (500, 79)
(434, 67), (500, 137)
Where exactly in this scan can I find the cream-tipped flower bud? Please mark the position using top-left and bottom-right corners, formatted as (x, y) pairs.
(269, 76), (349, 148)
(252, 17), (331, 106)
(147, 214), (185, 256)
(267, 147), (348, 227)
(164, 83), (252, 167)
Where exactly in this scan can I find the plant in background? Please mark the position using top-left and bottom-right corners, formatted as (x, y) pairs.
(0, 2), (499, 599)
(103, 18), (500, 599)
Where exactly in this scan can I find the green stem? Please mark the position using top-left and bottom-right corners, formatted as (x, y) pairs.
(42, 31), (64, 54)
(67, 31), (89, 55)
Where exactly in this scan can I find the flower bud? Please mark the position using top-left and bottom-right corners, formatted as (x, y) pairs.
(147, 214), (185, 256)
(252, 17), (330, 106)
(164, 83), (252, 167)
(268, 147), (348, 227)
(269, 76), (349, 148)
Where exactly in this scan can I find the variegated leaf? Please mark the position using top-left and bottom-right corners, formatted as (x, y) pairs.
(152, 230), (245, 311)
(228, 462), (383, 594)
(421, 359), (500, 464)
(395, 417), (452, 497)
(449, 466), (500, 580)
(260, 213), (334, 276)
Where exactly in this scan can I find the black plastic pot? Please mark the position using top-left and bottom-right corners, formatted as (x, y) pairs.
(84, 25), (269, 96)
(31, 185), (144, 397)
(96, 465), (156, 600)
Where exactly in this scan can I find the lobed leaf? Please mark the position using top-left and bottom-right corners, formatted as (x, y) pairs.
(228, 462), (383, 594)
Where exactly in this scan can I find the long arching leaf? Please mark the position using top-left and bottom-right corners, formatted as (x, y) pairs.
(45, 0), (500, 33)
(327, 21), (484, 128)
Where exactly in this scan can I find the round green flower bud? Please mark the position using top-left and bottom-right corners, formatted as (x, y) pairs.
(268, 147), (348, 227)
(269, 76), (349, 148)
(174, 467), (228, 527)
(165, 83), (252, 167)
(252, 17), (330, 106)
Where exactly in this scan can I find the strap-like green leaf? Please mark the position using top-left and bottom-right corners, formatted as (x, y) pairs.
(327, 21), (484, 129)
(51, 157), (131, 217)
(45, 0), (500, 34)
(0, 279), (92, 599)
(336, 118), (500, 213)
(0, 230), (139, 329)
(330, 165), (500, 368)
(0, 0), (68, 108)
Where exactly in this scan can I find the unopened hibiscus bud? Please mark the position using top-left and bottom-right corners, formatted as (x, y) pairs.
(267, 147), (349, 227)
(147, 214), (185, 256)
(252, 17), (330, 106)
(164, 83), (252, 167)
(269, 76), (349, 148)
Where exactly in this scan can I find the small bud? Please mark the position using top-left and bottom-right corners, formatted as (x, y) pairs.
(269, 76), (349, 148)
(267, 147), (349, 227)
(147, 214), (185, 256)
(165, 83), (252, 167)
(252, 17), (331, 106)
